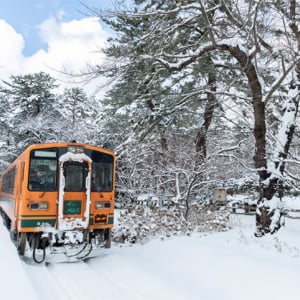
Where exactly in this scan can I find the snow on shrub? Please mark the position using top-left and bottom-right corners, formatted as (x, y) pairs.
(112, 203), (230, 244)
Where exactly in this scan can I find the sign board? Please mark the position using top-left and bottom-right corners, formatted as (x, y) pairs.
(214, 188), (226, 203)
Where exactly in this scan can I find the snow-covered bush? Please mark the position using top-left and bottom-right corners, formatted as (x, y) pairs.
(112, 203), (230, 244)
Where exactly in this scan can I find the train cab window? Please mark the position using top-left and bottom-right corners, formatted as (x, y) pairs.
(89, 151), (114, 192)
(29, 149), (57, 191)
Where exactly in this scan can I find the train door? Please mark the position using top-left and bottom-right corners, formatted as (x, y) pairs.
(57, 153), (92, 231)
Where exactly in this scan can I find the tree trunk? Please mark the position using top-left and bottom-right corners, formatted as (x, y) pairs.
(223, 45), (299, 235)
(195, 57), (217, 164)
(256, 85), (299, 236)
(254, 0), (300, 231)
(218, 45), (278, 235)
(185, 57), (217, 220)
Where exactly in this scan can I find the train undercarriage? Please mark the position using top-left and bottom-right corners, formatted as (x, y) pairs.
(0, 208), (111, 264)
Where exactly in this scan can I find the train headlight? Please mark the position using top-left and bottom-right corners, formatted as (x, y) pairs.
(29, 201), (49, 210)
(95, 202), (104, 209)
(95, 202), (111, 209)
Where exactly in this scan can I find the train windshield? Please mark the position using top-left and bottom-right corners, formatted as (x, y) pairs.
(90, 151), (114, 192)
(29, 149), (58, 191)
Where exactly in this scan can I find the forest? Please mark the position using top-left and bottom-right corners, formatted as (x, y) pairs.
(1, 0), (300, 237)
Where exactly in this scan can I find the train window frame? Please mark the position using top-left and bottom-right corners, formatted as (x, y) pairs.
(63, 161), (88, 192)
(28, 148), (58, 192)
(87, 150), (114, 193)
(2, 166), (16, 195)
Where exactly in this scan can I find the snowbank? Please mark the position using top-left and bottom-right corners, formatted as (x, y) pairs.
(0, 225), (38, 300)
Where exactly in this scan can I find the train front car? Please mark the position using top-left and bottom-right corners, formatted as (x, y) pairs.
(9, 143), (115, 263)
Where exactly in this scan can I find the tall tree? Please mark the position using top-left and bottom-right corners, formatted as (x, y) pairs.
(58, 87), (100, 144)
(0, 72), (59, 154)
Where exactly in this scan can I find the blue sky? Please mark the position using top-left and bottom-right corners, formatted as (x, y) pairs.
(0, 0), (112, 56)
(0, 0), (115, 94)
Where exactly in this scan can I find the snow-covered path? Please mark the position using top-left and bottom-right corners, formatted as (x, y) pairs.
(2, 214), (300, 300)
(0, 224), (39, 300)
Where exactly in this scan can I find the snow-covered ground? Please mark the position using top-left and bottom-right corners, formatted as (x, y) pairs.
(1, 211), (300, 300)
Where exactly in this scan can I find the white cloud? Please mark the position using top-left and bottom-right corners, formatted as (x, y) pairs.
(0, 17), (109, 95)
(0, 20), (25, 76)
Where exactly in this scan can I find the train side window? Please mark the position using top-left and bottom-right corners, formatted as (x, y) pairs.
(2, 167), (16, 194)
(29, 149), (57, 191)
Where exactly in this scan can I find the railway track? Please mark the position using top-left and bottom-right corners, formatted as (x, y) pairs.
(22, 257), (146, 300)
(22, 248), (187, 300)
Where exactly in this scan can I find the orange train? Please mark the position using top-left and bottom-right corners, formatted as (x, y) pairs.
(0, 142), (116, 263)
